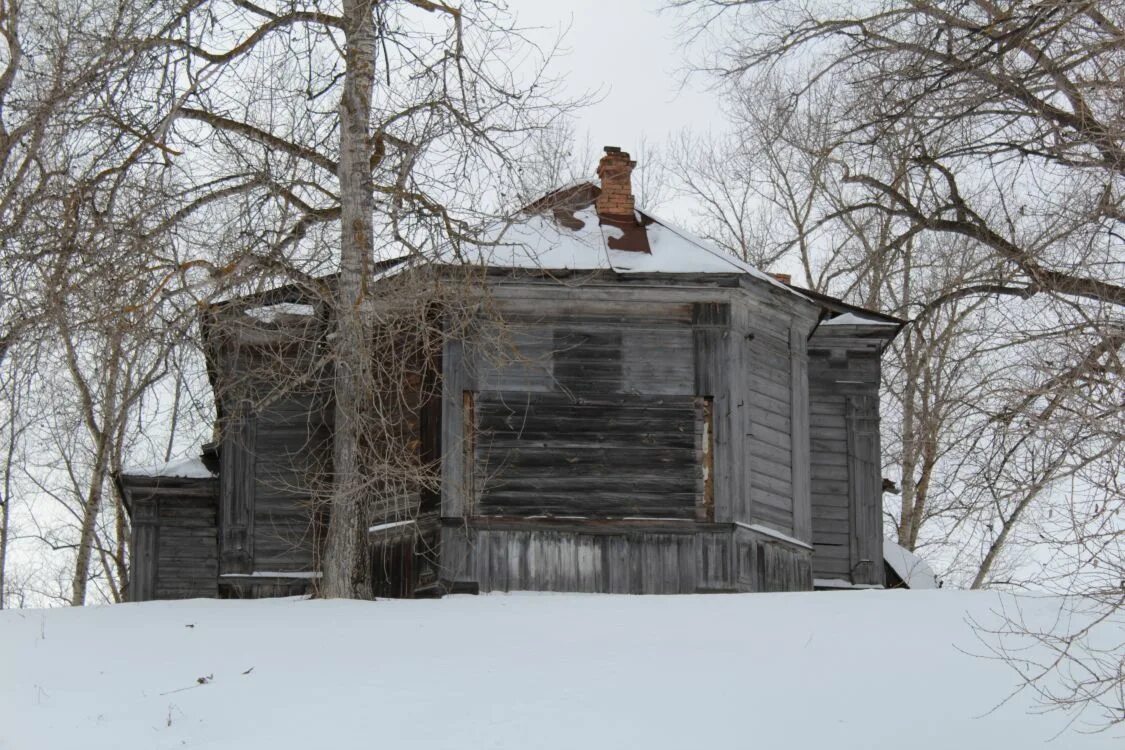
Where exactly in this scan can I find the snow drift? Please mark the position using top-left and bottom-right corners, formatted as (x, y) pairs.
(1, 591), (1119, 749)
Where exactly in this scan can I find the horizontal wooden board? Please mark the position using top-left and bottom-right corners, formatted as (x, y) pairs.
(474, 390), (704, 519)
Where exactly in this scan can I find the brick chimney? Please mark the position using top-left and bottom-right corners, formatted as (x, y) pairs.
(596, 146), (636, 221)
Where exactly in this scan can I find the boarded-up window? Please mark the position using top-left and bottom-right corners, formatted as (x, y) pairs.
(467, 320), (714, 520)
(473, 391), (703, 518)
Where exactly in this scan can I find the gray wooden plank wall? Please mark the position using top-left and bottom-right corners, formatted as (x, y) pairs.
(128, 479), (219, 601)
(790, 325), (812, 543)
(745, 328), (794, 534)
(219, 390), (329, 576)
(440, 523), (811, 594)
(475, 391), (703, 518)
(252, 393), (329, 572)
(219, 414), (254, 574)
(439, 281), (822, 595)
(463, 308), (707, 521)
(807, 350), (884, 584)
(733, 525), (813, 592)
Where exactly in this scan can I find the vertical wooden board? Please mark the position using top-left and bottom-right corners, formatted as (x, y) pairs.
(790, 326), (812, 544)
(677, 535), (697, 593)
(487, 530), (509, 592)
(438, 526), (472, 585)
(735, 536), (754, 591)
(130, 517), (158, 602)
(441, 338), (467, 518)
(576, 535), (602, 593)
(693, 302), (736, 524)
(696, 531), (733, 590)
(472, 528), (490, 590)
(660, 535), (688, 594)
(552, 532), (571, 592)
(847, 396), (885, 586)
(606, 537), (631, 593)
(556, 533), (578, 592)
(697, 397), (715, 522)
(219, 415), (255, 574)
(530, 532), (552, 591)
(733, 331), (754, 524)
(506, 531), (527, 590)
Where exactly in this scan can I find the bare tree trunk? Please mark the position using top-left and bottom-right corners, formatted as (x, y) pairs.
(322, 0), (377, 600)
(71, 431), (113, 605)
(67, 332), (122, 605)
(0, 419), (16, 609)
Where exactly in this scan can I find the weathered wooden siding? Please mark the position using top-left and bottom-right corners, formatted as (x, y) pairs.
(846, 394), (883, 586)
(126, 477), (219, 602)
(461, 301), (709, 521)
(219, 414), (254, 574)
(436, 276), (821, 596)
(206, 302), (333, 584)
(475, 391), (703, 518)
(746, 328), (794, 534)
(216, 390), (329, 579)
(251, 393), (329, 572)
(807, 346), (885, 586)
(440, 519), (810, 594)
(733, 525), (813, 592)
(731, 287), (819, 537)
(790, 326), (812, 543)
(809, 354), (851, 581)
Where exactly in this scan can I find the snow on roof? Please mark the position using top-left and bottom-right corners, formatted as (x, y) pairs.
(219, 571), (322, 579)
(427, 189), (804, 299)
(243, 302), (316, 323)
(209, 184), (894, 323)
(884, 539), (939, 589)
(121, 456), (215, 479)
(821, 311), (900, 327)
(2, 592), (1117, 749)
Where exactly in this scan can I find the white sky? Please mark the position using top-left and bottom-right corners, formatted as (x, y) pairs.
(513, 0), (721, 178)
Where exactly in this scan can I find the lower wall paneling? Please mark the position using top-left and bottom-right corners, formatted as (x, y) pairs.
(440, 520), (812, 594)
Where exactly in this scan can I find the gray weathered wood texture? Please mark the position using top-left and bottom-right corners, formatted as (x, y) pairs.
(847, 394), (884, 586)
(789, 325), (812, 543)
(807, 323), (893, 585)
(439, 276), (821, 595)
(125, 271), (896, 601)
(123, 476), (219, 601)
(440, 518), (810, 594)
(216, 390), (328, 582)
(219, 413), (254, 574)
(250, 393), (328, 572)
(475, 391), (704, 518)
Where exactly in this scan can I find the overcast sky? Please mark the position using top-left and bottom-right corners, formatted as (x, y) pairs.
(513, 0), (721, 177)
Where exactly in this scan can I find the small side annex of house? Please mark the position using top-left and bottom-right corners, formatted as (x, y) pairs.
(117, 147), (907, 601)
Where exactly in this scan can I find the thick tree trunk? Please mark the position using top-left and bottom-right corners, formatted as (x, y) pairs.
(322, 0), (377, 599)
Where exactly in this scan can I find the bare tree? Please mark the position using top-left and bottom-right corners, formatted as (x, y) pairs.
(0, 0), (206, 605)
(672, 0), (1124, 728)
(133, 0), (567, 598)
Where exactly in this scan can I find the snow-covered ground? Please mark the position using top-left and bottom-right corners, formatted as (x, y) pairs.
(1, 591), (1119, 749)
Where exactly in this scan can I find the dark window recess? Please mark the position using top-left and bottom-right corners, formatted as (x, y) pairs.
(552, 330), (623, 392)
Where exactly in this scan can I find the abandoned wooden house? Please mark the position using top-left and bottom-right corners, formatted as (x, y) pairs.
(117, 146), (906, 601)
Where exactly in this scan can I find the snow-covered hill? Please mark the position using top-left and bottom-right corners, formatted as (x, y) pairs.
(1, 591), (1118, 749)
